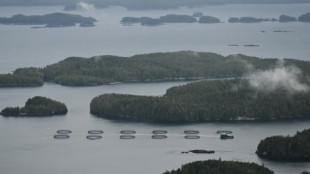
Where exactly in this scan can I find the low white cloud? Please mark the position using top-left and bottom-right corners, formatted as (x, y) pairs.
(77, 2), (94, 10)
(247, 60), (309, 93)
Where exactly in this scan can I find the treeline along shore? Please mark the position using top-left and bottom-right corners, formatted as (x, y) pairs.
(256, 128), (310, 162)
(1, 51), (310, 87)
(90, 78), (310, 122)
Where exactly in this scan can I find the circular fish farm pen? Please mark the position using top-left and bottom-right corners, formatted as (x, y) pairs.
(152, 130), (168, 134)
(216, 130), (233, 134)
(54, 134), (70, 139)
(184, 130), (200, 134)
(152, 135), (168, 139)
(184, 135), (200, 139)
(56, 130), (72, 134)
(120, 130), (136, 134)
(88, 130), (104, 134)
(120, 135), (136, 139)
(87, 135), (102, 140)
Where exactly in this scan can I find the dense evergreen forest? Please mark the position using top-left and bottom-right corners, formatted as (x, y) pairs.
(162, 160), (274, 174)
(1, 51), (310, 87)
(0, 68), (43, 87)
(0, 13), (97, 27)
(90, 79), (310, 122)
(256, 128), (310, 161)
(1, 96), (67, 116)
(0, 0), (309, 10)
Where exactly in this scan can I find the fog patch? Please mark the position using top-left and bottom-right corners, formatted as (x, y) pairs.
(247, 60), (309, 93)
(77, 1), (94, 10)
(183, 51), (200, 57)
(93, 56), (102, 62)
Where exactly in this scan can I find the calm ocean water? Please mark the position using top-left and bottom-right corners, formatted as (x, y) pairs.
(0, 4), (310, 73)
(0, 4), (310, 174)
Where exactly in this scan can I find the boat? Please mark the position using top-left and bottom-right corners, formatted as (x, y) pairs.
(220, 133), (234, 139)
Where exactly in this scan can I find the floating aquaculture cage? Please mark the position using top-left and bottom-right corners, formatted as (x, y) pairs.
(152, 130), (168, 134)
(184, 135), (200, 139)
(152, 135), (168, 139)
(184, 130), (200, 134)
(88, 130), (104, 134)
(56, 130), (72, 134)
(87, 135), (102, 140)
(120, 130), (136, 134)
(54, 134), (70, 139)
(216, 130), (233, 134)
(120, 135), (136, 139)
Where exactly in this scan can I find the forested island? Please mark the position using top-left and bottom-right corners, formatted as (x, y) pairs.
(298, 12), (310, 22)
(198, 16), (221, 23)
(121, 14), (199, 26)
(160, 14), (197, 23)
(279, 15), (297, 22)
(0, 0), (309, 11)
(230, 12), (310, 23)
(121, 17), (163, 26)
(1, 51), (310, 87)
(90, 78), (310, 122)
(0, 68), (43, 87)
(1, 96), (67, 117)
(122, 12), (310, 26)
(163, 160), (274, 174)
(0, 13), (97, 28)
(256, 128), (310, 161)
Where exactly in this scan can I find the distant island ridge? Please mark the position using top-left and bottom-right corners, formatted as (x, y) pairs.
(0, 13), (97, 28)
(0, 0), (309, 10)
(121, 12), (310, 26)
(1, 51), (310, 87)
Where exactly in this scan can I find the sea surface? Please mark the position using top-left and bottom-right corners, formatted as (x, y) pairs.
(0, 4), (310, 174)
(0, 4), (310, 73)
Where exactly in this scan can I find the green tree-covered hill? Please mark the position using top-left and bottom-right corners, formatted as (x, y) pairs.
(256, 128), (310, 161)
(1, 96), (67, 116)
(90, 79), (310, 122)
(1, 51), (310, 87)
(163, 160), (274, 174)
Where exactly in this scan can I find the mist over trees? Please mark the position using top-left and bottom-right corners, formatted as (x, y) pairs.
(90, 78), (310, 122)
(1, 51), (310, 87)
